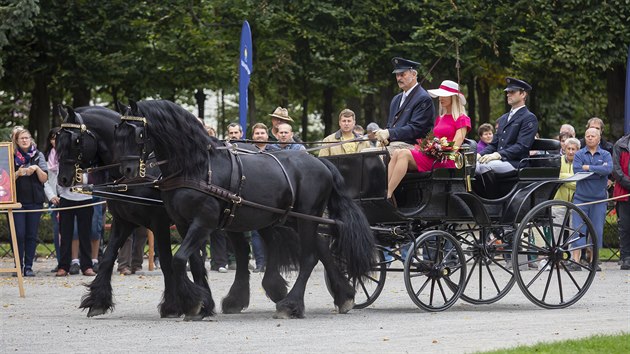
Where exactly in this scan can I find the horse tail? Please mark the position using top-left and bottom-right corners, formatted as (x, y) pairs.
(319, 158), (375, 279)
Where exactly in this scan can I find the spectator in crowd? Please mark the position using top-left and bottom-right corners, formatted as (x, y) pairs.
(366, 122), (382, 148)
(559, 123), (576, 138)
(267, 107), (302, 142)
(477, 77), (538, 175)
(12, 127), (48, 277)
(227, 122), (243, 140)
(117, 226), (148, 275)
(572, 127), (612, 272)
(551, 137), (580, 271)
(374, 57), (435, 149)
(386, 80), (470, 201)
(612, 133), (630, 270)
(209, 230), (230, 273)
(353, 125), (365, 136)
(558, 132), (571, 155)
(579, 117), (613, 155)
(319, 109), (370, 157)
(476, 123), (494, 154)
(251, 123), (279, 152)
(43, 127), (61, 272)
(88, 172), (106, 272)
(270, 123), (305, 151)
(207, 127), (217, 137)
(55, 171), (95, 277)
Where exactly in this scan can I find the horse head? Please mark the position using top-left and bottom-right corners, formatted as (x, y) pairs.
(56, 105), (99, 187)
(114, 100), (153, 179)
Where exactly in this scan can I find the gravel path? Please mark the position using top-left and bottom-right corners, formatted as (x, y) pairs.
(1, 258), (628, 353)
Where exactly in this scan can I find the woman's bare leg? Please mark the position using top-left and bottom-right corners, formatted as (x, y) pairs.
(387, 149), (417, 198)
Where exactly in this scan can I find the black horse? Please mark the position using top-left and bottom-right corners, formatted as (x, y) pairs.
(55, 105), (209, 318)
(114, 100), (376, 319)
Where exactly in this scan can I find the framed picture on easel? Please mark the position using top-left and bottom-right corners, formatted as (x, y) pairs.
(0, 142), (16, 204)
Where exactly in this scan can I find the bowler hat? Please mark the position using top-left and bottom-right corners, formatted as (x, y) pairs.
(504, 77), (532, 92)
(268, 107), (294, 122)
(391, 57), (420, 74)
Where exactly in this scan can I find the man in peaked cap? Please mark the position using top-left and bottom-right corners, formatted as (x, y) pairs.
(373, 57), (435, 149)
(477, 77), (538, 176)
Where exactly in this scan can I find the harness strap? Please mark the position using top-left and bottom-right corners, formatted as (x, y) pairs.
(156, 176), (337, 225)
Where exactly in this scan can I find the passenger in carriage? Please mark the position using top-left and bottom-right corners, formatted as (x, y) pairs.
(318, 109), (370, 157)
(385, 80), (471, 200)
(477, 77), (538, 175)
(373, 57), (435, 150)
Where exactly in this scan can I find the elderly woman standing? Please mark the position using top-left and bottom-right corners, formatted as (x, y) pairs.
(12, 127), (48, 277)
(572, 128), (612, 271)
(550, 138), (580, 270)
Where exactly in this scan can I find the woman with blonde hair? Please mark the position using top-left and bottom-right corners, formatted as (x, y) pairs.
(387, 80), (471, 201)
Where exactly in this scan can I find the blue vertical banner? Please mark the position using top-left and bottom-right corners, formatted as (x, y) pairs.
(239, 21), (253, 133)
(625, 44), (630, 135)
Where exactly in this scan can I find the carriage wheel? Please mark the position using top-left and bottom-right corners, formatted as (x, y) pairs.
(512, 200), (598, 309)
(404, 230), (466, 311)
(324, 248), (387, 309)
(449, 224), (516, 304)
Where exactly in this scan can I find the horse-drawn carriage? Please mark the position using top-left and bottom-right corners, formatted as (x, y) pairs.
(323, 138), (598, 311)
(56, 100), (597, 320)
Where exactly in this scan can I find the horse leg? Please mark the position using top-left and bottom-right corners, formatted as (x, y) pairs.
(316, 235), (355, 314)
(152, 218), (182, 318)
(274, 221), (319, 319)
(79, 217), (134, 317)
(259, 227), (290, 303)
(221, 231), (251, 314)
(172, 222), (214, 321)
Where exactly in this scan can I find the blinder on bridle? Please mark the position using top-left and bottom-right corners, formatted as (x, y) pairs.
(58, 112), (97, 184)
(115, 115), (149, 178)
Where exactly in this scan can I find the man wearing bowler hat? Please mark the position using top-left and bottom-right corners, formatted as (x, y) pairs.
(477, 77), (538, 175)
(373, 57), (435, 148)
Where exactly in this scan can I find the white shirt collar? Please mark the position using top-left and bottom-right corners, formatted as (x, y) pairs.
(403, 82), (419, 96)
(510, 105), (526, 114)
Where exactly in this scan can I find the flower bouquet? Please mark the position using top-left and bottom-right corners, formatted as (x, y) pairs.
(416, 133), (458, 163)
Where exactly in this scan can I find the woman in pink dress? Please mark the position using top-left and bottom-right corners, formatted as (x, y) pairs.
(387, 80), (471, 200)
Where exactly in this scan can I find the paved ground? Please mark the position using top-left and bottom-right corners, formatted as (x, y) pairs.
(1, 258), (628, 353)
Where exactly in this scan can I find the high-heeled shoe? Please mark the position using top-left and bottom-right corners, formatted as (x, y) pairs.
(387, 196), (398, 208)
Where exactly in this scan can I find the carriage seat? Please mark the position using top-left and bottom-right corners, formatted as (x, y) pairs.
(493, 138), (561, 181)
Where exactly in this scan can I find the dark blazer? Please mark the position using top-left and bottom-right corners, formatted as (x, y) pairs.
(480, 106), (538, 168)
(386, 85), (435, 144)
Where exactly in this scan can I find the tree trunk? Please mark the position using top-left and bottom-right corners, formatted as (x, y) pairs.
(607, 64), (626, 140)
(379, 85), (394, 129)
(111, 86), (119, 112)
(219, 90), (225, 137)
(29, 75), (51, 147)
(466, 76), (476, 132)
(364, 93), (375, 128)
(195, 88), (206, 119)
(301, 98), (308, 141)
(475, 77), (490, 125)
(347, 96), (361, 123)
(71, 84), (90, 108)
(323, 87), (334, 136)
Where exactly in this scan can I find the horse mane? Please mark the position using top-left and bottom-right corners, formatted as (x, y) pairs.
(135, 100), (215, 179)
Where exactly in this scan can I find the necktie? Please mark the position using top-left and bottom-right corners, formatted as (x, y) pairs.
(507, 110), (515, 122)
(399, 93), (407, 108)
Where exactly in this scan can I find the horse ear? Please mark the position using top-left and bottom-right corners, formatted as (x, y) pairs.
(64, 106), (77, 123)
(129, 100), (139, 115)
(115, 101), (128, 115)
(59, 105), (69, 120)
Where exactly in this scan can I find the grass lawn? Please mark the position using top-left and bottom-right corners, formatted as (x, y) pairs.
(481, 333), (630, 353)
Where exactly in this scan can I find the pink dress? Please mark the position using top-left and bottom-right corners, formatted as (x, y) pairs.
(411, 114), (471, 172)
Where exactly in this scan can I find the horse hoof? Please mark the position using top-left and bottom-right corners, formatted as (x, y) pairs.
(272, 309), (292, 319)
(337, 299), (354, 314)
(183, 314), (204, 321)
(87, 308), (107, 317)
(222, 297), (248, 314)
(160, 313), (181, 319)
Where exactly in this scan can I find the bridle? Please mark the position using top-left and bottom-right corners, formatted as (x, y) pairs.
(58, 112), (98, 184)
(115, 115), (150, 178)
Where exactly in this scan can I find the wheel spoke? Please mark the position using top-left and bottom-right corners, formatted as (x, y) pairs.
(555, 264), (564, 304)
(429, 278), (436, 306)
(482, 256), (502, 294)
(415, 276), (431, 296)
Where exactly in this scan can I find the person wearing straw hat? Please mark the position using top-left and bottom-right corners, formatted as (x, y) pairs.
(477, 77), (538, 175)
(319, 109), (370, 157)
(386, 80), (470, 201)
(373, 57), (435, 149)
(267, 106), (302, 143)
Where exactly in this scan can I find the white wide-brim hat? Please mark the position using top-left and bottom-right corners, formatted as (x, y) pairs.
(427, 80), (467, 105)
